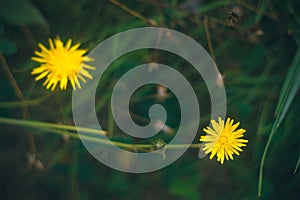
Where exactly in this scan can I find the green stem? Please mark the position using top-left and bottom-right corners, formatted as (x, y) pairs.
(258, 119), (278, 197)
(0, 53), (26, 101)
(0, 117), (107, 136)
(0, 117), (201, 150)
(0, 94), (51, 108)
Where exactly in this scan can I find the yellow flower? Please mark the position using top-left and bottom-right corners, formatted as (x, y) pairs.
(31, 37), (95, 91)
(200, 117), (248, 164)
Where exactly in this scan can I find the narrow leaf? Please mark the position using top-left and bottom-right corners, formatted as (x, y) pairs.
(294, 155), (300, 174)
(258, 48), (300, 197)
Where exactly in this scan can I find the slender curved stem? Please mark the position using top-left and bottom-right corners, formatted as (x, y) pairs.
(0, 117), (107, 136)
(0, 117), (202, 150)
(0, 94), (51, 108)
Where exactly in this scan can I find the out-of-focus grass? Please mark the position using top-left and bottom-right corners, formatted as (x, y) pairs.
(0, 0), (299, 199)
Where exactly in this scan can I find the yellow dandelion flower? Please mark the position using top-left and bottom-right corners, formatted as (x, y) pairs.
(200, 117), (248, 164)
(31, 37), (95, 91)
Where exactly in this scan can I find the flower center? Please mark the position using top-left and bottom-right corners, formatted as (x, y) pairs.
(49, 49), (81, 75)
(218, 135), (228, 146)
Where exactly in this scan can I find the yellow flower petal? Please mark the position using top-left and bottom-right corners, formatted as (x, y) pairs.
(66, 39), (72, 49)
(31, 37), (94, 91)
(200, 117), (248, 164)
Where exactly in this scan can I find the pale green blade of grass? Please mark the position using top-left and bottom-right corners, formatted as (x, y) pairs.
(258, 48), (300, 197)
(274, 49), (300, 120)
(294, 154), (300, 174)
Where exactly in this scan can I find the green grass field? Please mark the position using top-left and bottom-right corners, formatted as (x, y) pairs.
(0, 0), (299, 199)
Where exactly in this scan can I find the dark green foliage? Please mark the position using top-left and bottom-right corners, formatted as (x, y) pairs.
(0, 0), (299, 199)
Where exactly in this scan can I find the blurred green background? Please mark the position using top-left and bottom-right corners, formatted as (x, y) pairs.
(0, 0), (299, 199)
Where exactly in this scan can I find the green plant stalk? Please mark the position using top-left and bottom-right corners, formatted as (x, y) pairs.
(258, 119), (278, 197)
(0, 117), (107, 136)
(0, 94), (51, 108)
(0, 117), (201, 150)
(294, 155), (300, 175)
(0, 53), (25, 102)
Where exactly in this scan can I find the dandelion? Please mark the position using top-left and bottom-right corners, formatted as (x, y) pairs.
(31, 37), (95, 91)
(200, 117), (248, 164)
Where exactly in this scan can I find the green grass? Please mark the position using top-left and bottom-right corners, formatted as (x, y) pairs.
(0, 0), (299, 199)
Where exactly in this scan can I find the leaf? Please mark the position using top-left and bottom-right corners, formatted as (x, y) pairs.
(0, 0), (48, 27)
(274, 49), (300, 125)
(294, 155), (300, 174)
(0, 38), (17, 55)
(258, 48), (300, 197)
